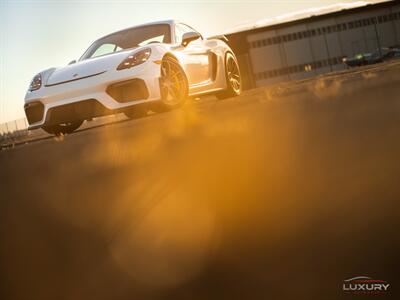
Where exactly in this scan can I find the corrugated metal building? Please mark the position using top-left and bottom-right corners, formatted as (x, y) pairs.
(223, 0), (400, 90)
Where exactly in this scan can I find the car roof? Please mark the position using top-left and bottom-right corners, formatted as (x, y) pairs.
(98, 19), (178, 41)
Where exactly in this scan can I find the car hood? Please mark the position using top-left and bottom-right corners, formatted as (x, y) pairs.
(45, 49), (137, 86)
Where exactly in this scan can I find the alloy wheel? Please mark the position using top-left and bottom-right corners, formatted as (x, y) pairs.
(160, 59), (187, 106)
(226, 56), (241, 93)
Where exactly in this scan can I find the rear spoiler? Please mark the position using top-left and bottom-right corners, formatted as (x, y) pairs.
(208, 34), (229, 43)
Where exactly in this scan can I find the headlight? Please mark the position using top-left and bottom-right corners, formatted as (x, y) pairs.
(117, 48), (151, 70)
(29, 73), (42, 91)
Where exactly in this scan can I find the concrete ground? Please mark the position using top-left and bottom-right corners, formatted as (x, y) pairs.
(1, 61), (399, 300)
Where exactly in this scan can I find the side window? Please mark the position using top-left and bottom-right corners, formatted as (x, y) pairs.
(92, 43), (119, 58)
(175, 23), (201, 44)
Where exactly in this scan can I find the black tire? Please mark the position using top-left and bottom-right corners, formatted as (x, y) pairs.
(42, 120), (83, 135)
(216, 52), (242, 100)
(124, 105), (148, 119)
(153, 56), (188, 112)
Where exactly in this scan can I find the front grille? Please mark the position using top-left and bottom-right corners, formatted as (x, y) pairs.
(24, 102), (44, 124)
(45, 99), (112, 125)
(106, 79), (149, 103)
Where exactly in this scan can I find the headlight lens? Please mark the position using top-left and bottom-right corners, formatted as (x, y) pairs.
(29, 73), (42, 91)
(117, 48), (151, 70)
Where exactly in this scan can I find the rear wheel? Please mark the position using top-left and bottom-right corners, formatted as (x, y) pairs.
(216, 52), (242, 99)
(153, 56), (188, 112)
(42, 120), (83, 135)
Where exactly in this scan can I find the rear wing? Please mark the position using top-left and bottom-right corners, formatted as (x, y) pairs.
(208, 34), (229, 43)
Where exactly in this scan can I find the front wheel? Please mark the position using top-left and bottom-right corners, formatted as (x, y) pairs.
(152, 56), (188, 112)
(216, 52), (242, 100)
(42, 120), (83, 135)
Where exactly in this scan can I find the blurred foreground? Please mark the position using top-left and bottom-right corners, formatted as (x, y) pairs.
(1, 62), (400, 300)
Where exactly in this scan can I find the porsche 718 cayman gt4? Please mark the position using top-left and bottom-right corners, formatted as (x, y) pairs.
(24, 20), (242, 135)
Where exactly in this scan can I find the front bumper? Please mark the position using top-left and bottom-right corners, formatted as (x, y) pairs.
(24, 62), (161, 129)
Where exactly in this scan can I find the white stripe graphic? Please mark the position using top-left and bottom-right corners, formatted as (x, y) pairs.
(344, 276), (371, 282)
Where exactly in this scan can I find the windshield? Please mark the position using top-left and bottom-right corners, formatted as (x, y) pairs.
(80, 24), (171, 60)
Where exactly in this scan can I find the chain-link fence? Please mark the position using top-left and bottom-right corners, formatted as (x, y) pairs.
(0, 118), (29, 144)
(0, 113), (130, 146)
(0, 118), (28, 134)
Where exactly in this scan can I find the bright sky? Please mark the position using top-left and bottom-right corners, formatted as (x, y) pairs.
(0, 0), (364, 123)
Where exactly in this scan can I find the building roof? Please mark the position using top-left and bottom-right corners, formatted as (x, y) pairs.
(224, 0), (393, 35)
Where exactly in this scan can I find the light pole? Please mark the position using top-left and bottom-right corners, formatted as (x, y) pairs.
(373, 17), (382, 58)
(323, 30), (333, 72)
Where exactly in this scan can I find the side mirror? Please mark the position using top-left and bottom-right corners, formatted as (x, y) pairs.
(182, 32), (201, 46)
(68, 60), (76, 65)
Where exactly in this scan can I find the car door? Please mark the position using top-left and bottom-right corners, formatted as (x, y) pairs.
(174, 23), (212, 86)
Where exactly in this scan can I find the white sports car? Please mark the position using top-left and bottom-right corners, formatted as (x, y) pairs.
(24, 20), (242, 135)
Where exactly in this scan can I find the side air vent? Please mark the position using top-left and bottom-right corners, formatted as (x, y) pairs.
(106, 79), (149, 103)
(24, 102), (44, 124)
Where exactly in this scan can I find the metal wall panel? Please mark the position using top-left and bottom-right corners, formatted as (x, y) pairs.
(242, 3), (400, 87)
(391, 6), (400, 45)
